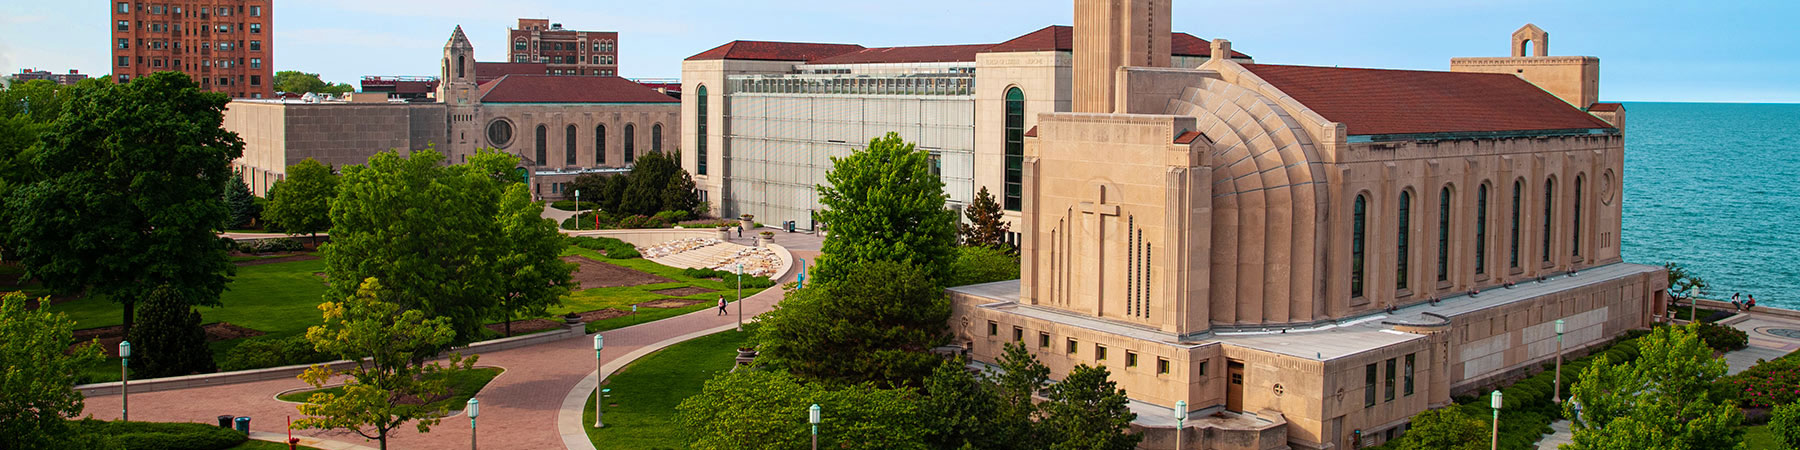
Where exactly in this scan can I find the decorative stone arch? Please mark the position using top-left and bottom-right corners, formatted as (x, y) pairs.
(1512, 24), (1548, 57)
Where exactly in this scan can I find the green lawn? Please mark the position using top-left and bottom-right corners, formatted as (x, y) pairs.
(555, 246), (769, 333)
(583, 328), (752, 449)
(1745, 424), (1778, 449)
(278, 367), (504, 412)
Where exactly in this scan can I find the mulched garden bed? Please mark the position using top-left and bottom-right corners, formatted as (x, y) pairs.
(234, 253), (320, 266)
(639, 299), (703, 309)
(563, 256), (674, 289)
(573, 308), (631, 322)
(485, 318), (563, 335)
(650, 286), (716, 297)
(72, 322), (265, 357)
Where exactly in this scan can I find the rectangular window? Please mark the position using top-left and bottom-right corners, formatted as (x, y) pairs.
(1038, 332), (1049, 348)
(1012, 326), (1023, 342)
(987, 321), (997, 336)
(1066, 338), (1078, 355)
(117, 56), (130, 67)
(1198, 360), (1208, 376)
(250, 58), (261, 68)
(1095, 345), (1107, 361)
(1126, 351), (1138, 367)
(250, 5), (261, 16)
(250, 23), (261, 34)
(1404, 353), (1416, 396)
(1385, 358), (1397, 402)
(118, 20), (130, 31)
(118, 38), (129, 49)
(1365, 363), (1378, 407)
(1157, 358), (1170, 374)
(249, 40), (260, 51)
(118, 2), (129, 13)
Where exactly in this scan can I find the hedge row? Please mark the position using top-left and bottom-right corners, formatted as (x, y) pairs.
(549, 200), (598, 211)
(681, 267), (776, 288)
(230, 237), (304, 254)
(567, 236), (641, 259)
(218, 334), (334, 372)
(69, 419), (248, 450)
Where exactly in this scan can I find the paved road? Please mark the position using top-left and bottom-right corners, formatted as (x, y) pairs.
(81, 248), (818, 450)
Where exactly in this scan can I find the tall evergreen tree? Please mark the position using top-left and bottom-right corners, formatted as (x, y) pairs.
(223, 171), (261, 229)
(126, 285), (217, 377)
(7, 72), (242, 333)
(265, 158), (339, 238)
(960, 186), (1011, 250)
(814, 132), (958, 284)
(1041, 364), (1142, 450)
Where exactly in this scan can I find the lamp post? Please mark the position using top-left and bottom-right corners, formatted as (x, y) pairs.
(1174, 400), (1187, 450)
(1690, 285), (1700, 323)
(735, 263), (743, 332)
(1553, 319), (1565, 403)
(119, 340), (131, 422)
(467, 398), (479, 450)
(573, 189), (581, 230)
(809, 404), (821, 450)
(604, 334), (612, 428)
(1490, 390), (1503, 450)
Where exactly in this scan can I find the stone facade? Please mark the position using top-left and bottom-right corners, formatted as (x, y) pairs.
(223, 97), (444, 196)
(944, 2), (1667, 449)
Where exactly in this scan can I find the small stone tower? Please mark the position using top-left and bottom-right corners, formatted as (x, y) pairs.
(1450, 24), (1601, 110)
(1072, 0), (1171, 113)
(439, 26), (478, 106)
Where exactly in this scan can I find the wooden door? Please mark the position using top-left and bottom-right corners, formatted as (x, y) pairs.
(1227, 360), (1245, 412)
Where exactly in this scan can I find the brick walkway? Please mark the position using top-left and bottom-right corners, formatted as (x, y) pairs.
(80, 250), (818, 450)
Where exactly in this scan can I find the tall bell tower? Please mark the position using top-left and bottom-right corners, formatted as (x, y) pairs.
(439, 26), (478, 106)
(1072, 0), (1171, 113)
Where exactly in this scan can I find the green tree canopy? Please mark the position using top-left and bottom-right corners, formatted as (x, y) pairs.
(1566, 324), (1742, 450)
(617, 150), (700, 217)
(273, 71), (355, 96)
(0, 292), (105, 448)
(1771, 402), (1800, 450)
(1041, 364), (1141, 450)
(6, 71), (242, 333)
(676, 370), (929, 450)
(223, 171), (261, 229)
(754, 259), (950, 387)
(126, 285), (217, 377)
(295, 277), (477, 450)
(960, 186), (1011, 250)
(321, 147), (513, 343)
(814, 132), (958, 284)
(1386, 407), (1489, 450)
(264, 158), (339, 237)
(947, 245), (1021, 287)
(494, 183), (574, 336)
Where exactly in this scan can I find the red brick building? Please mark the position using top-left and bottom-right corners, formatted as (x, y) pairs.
(13, 69), (90, 85)
(508, 19), (618, 77)
(111, 0), (273, 98)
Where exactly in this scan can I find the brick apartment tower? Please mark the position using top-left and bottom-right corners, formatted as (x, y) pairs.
(508, 19), (618, 76)
(110, 0), (274, 98)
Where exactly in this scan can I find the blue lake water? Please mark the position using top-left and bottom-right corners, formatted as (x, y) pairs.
(1621, 102), (1800, 308)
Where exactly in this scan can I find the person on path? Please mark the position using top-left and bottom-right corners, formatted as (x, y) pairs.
(1733, 292), (1743, 311)
(736, 225), (742, 238)
(717, 296), (728, 315)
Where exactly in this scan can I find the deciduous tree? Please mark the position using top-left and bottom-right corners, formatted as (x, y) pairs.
(960, 186), (1011, 250)
(814, 132), (958, 284)
(1387, 407), (1489, 450)
(1771, 402), (1800, 450)
(273, 71), (355, 96)
(294, 278), (477, 450)
(1566, 324), (1742, 450)
(676, 370), (929, 450)
(494, 183), (574, 336)
(1041, 364), (1141, 450)
(754, 260), (950, 387)
(0, 292), (105, 448)
(265, 158), (338, 238)
(6, 71), (241, 333)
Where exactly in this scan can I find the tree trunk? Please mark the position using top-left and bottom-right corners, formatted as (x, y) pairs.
(122, 298), (135, 337)
(504, 308), (513, 337)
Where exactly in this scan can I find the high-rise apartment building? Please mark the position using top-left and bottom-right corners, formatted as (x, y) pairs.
(111, 0), (273, 98)
(507, 19), (618, 77)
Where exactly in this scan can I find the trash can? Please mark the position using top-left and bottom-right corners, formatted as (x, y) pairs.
(234, 416), (251, 434)
(786, 221), (795, 233)
(217, 415), (234, 428)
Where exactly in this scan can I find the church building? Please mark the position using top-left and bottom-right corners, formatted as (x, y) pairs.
(946, 1), (1667, 449)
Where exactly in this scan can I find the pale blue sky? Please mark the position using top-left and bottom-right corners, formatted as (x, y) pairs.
(3, 0), (1795, 103)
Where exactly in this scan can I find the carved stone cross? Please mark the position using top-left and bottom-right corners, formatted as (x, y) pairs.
(1078, 186), (1119, 316)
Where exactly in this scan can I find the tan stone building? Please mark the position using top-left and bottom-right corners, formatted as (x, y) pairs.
(947, 2), (1667, 449)
(227, 26), (679, 200)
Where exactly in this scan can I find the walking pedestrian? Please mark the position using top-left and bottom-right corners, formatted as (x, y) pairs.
(736, 225), (742, 238)
(1732, 292), (1743, 311)
(717, 296), (728, 315)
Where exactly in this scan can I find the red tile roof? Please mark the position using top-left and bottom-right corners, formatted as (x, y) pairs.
(477, 75), (679, 104)
(1174, 130), (1205, 145)
(1240, 64), (1615, 136)
(1587, 102), (1623, 112)
(475, 62), (546, 84)
(808, 44), (995, 65)
(985, 26), (1251, 59)
(686, 41), (865, 61)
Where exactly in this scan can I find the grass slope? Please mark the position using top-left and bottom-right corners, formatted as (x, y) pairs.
(583, 328), (752, 449)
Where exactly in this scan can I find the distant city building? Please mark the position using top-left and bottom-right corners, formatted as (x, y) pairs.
(225, 26), (676, 201)
(14, 68), (91, 85)
(111, 0), (273, 98)
(360, 76), (440, 101)
(508, 18), (619, 77)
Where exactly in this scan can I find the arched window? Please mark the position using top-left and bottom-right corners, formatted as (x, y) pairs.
(456, 55), (465, 79)
(1543, 179), (1555, 262)
(1397, 190), (1412, 290)
(1573, 175), (1583, 257)
(624, 123), (635, 163)
(595, 124), (606, 165)
(1510, 180), (1522, 268)
(1437, 186), (1451, 282)
(652, 123), (663, 152)
(1352, 194), (1367, 298)
(534, 125), (547, 165)
(1475, 184), (1489, 275)
(565, 125), (577, 165)
(697, 85), (709, 175)
(1004, 87), (1025, 211)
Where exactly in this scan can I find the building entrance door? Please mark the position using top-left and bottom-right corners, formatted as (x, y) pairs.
(1227, 360), (1245, 412)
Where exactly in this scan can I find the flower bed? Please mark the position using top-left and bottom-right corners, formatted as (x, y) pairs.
(1724, 351), (1800, 409)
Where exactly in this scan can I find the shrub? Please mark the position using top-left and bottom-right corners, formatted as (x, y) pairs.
(237, 237), (303, 254)
(681, 267), (775, 288)
(69, 419), (248, 450)
(615, 214), (664, 229)
(1694, 322), (1748, 352)
(549, 200), (598, 211)
(1723, 351), (1800, 408)
(561, 211), (618, 230)
(568, 236), (641, 259)
(218, 334), (335, 372)
(1773, 403), (1800, 449)
(947, 246), (1020, 286)
(651, 210), (691, 224)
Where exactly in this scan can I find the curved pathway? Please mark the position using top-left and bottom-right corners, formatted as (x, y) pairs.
(80, 244), (821, 450)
